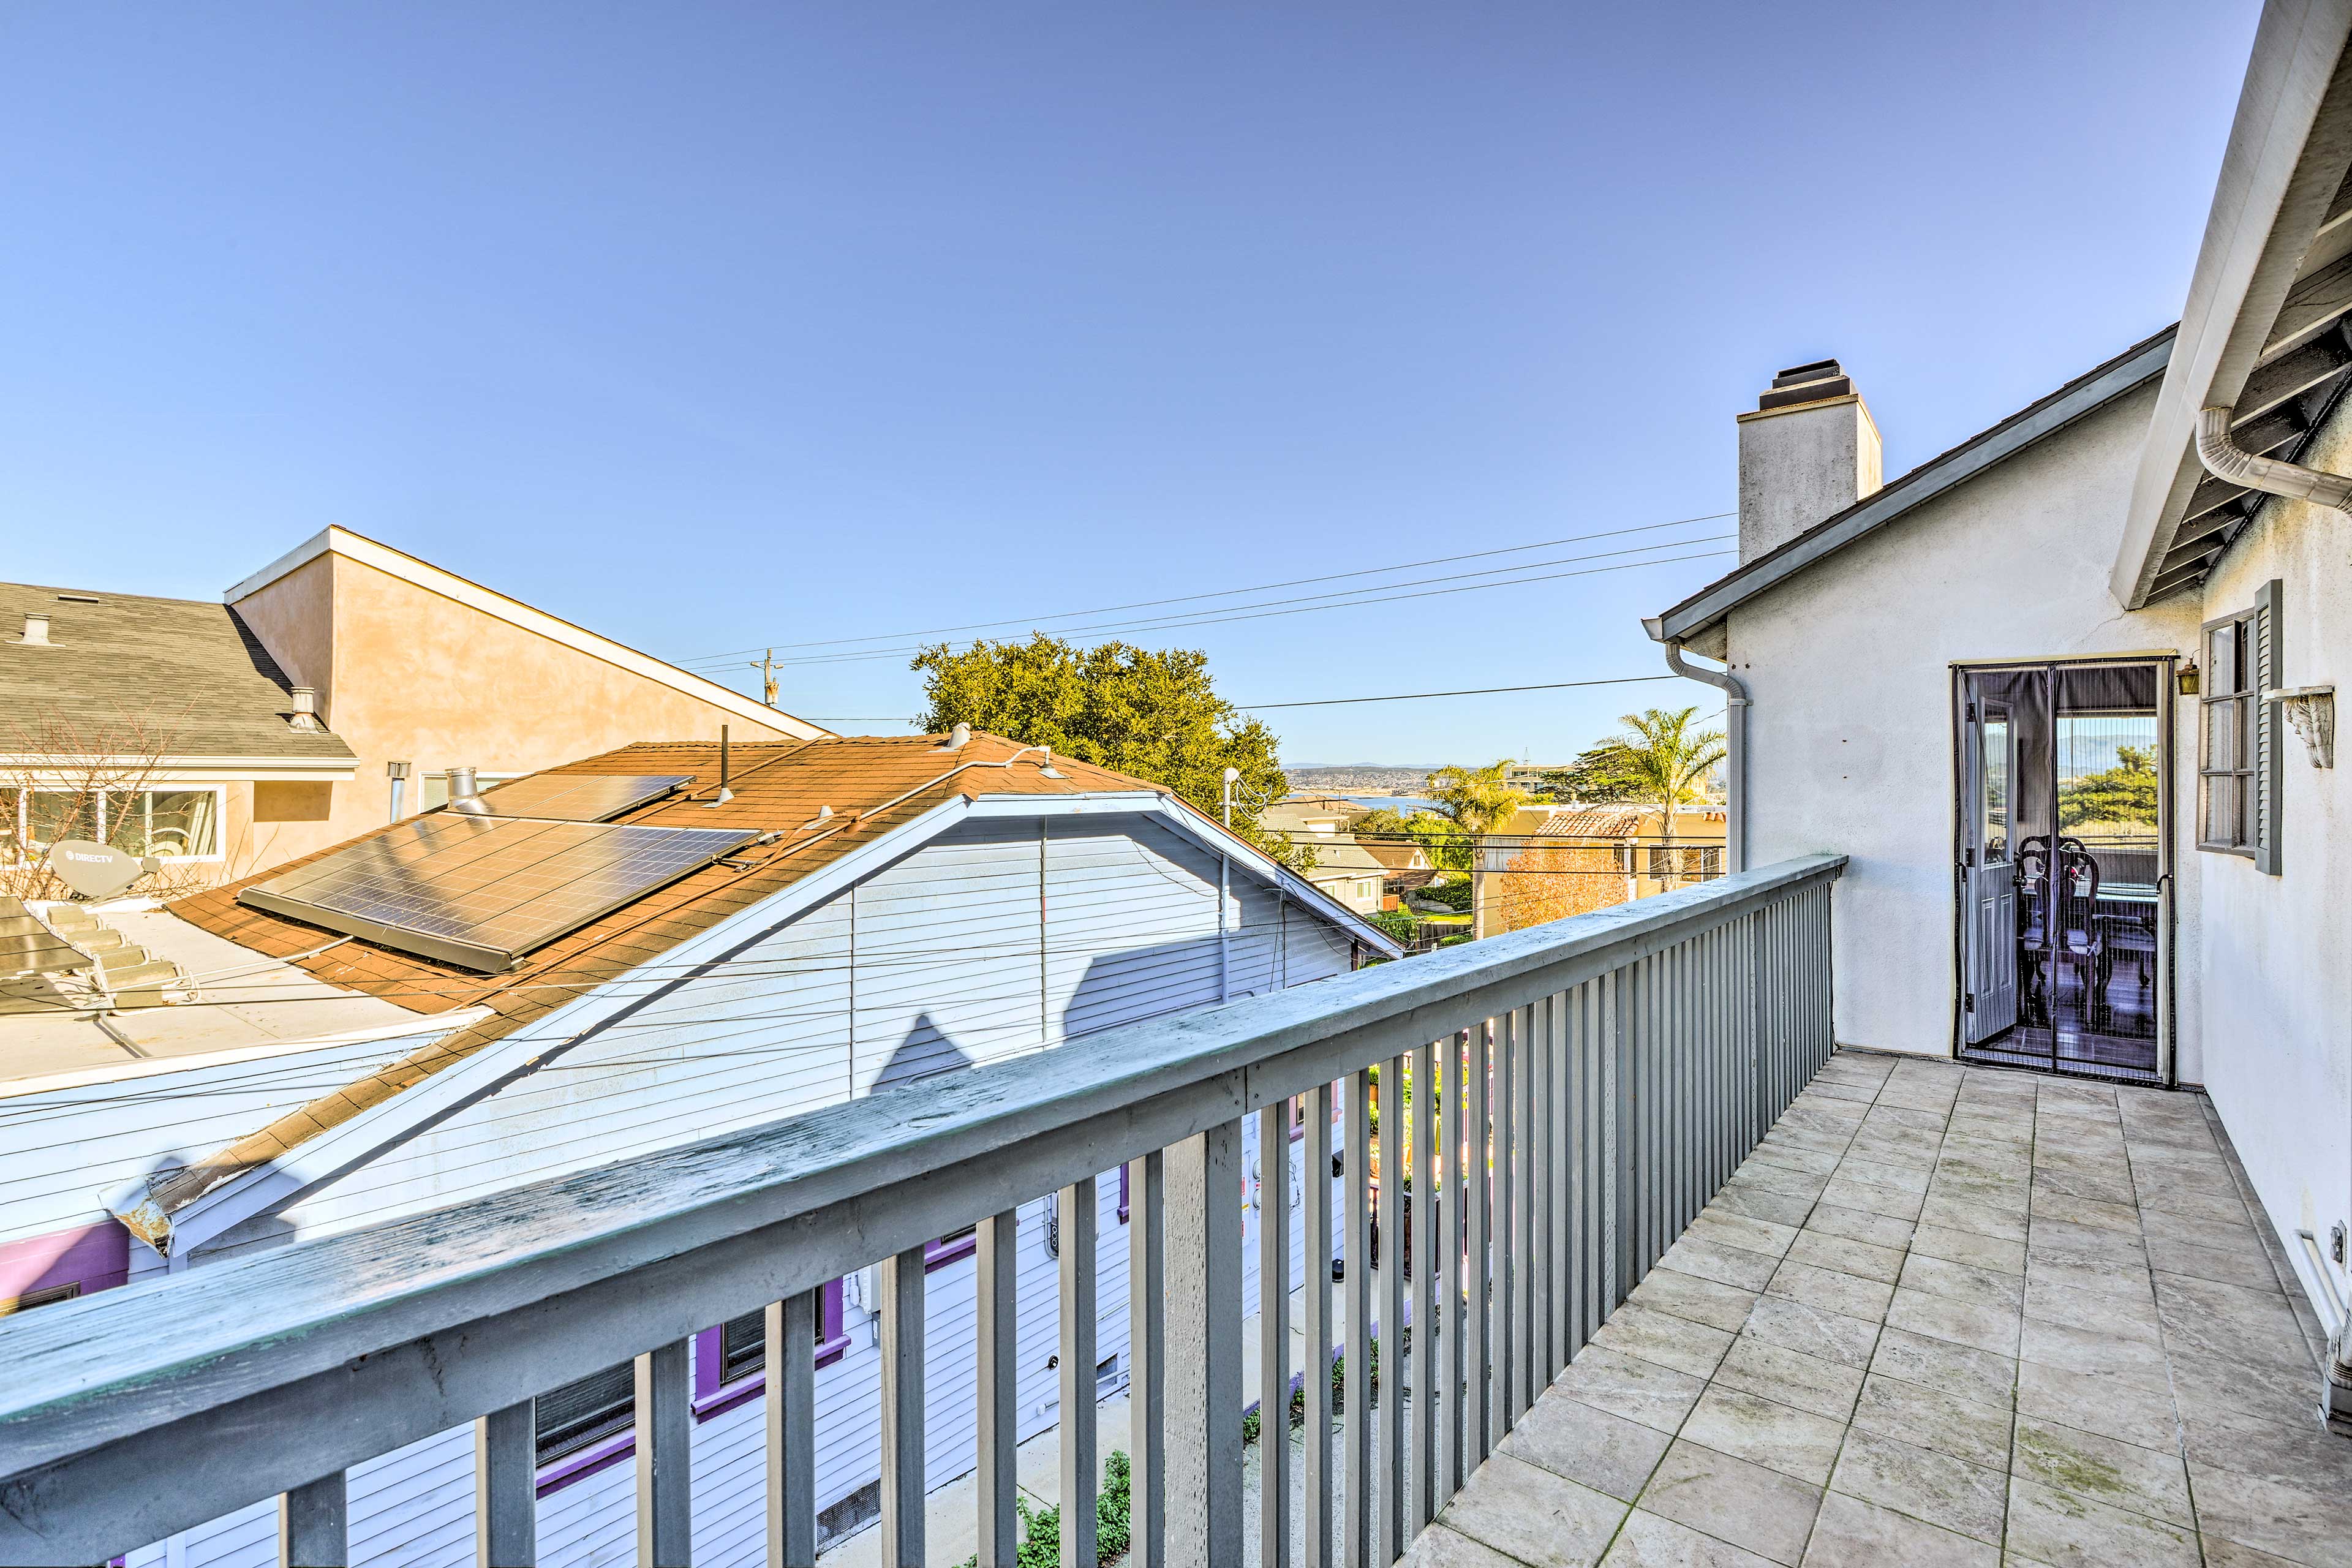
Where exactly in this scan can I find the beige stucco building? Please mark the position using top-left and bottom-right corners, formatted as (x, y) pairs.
(4, 527), (827, 886)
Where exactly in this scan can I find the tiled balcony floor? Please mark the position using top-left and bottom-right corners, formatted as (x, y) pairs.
(1408, 1050), (2352, 1567)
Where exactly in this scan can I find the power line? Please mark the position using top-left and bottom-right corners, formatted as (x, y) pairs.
(736, 545), (1735, 670)
(812, 669), (1708, 723)
(1239, 674), (1684, 710)
(676, 511), (1733, 664)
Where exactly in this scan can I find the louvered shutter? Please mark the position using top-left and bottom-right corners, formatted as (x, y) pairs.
(2255, 579), (2283, 875)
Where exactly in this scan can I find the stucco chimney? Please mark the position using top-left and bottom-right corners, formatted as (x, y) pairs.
(1736, 359), (1881, 562)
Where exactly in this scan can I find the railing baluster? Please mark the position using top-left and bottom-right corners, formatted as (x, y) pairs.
(1491, 1009), (1514, 1443)
(1409, 1039), (1437, 1533)
(1440, 1033), (1465, 1499)
(879, 1248), (925, 1568)
(1611, 963), (1634, 1310)
(978, 1213), (1022, 1568)
(1166, 1122), (1243, 1568)
(1343, 1068), (1373, 1564)
(477, 1401), (535, 1568)
(636, 1339), (692, 1568)
(278, 1470), (347, 1568)
(1256, 1107), (1291, 1568)
(1512, 1003), (1536, 1422)
(1466, 1020), (1491, 1466)
(1524, 1001), (1543, 1392)
(1378, 1052), (1406, 1565)
(768, 1290), (818, 1568)
(1060, 1177), (1100, 1568)
(1303, 1082), (1336, 1568)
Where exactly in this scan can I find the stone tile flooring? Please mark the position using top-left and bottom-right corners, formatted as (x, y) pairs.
(1406, 1050), (2352, 1567)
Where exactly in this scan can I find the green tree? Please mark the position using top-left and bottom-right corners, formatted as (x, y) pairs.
(1351, 806), (1472, 872)
(2059, 744), (2158, 831)
(1540, 744), (1646, 803)
(1580, 708), (1727, 887)
(913, 634), (1302, 863)
(1425, 761), (1531, 933)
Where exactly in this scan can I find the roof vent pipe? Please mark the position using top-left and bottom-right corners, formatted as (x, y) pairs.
(2196, 405), (2352, 512)
(447, 766), (492, 816)
(946, 722), (971, 750)
(20, 612), (49, 646)
(1646, 624), (1747, 873)
(705, 724), (734, 806)
(287, 687), (323, 733)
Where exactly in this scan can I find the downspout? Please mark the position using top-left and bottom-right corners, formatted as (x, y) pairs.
(2196, 405), (2352, 1430)
(2196, 405), (2352, 510)
(1646, 624), (1748, 873)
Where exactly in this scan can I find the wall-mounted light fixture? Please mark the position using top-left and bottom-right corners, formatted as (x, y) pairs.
(2176, 660), (2201, 696)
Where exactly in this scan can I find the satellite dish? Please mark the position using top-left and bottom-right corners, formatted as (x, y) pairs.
(47, 840), (158, 900)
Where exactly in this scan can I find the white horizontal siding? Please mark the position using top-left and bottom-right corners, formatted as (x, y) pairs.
(100, 811), (1365, 1568)
(0, 1029), (436, 1251)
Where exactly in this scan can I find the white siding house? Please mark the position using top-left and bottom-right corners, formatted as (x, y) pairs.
(0, 735), (1393, 1566)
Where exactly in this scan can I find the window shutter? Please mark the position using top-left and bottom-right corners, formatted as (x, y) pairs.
(2255, 578), (2283, 875)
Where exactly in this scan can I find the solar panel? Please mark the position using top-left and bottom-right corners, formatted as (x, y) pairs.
(239, 815), (756, 972)
(473, 773), (695, 822)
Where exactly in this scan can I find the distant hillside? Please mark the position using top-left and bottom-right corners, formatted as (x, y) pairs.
(1286, 764), (1440, 791)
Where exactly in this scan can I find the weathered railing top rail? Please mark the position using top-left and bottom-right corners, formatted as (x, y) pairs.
(0, 854), (1844, 1561)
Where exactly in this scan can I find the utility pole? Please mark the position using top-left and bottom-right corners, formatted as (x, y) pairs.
(748, 649), (778, 707)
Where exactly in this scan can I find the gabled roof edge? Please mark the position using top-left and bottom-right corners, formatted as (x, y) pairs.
(224, 527), (835, 741)
(1654, 326), (2177, 644)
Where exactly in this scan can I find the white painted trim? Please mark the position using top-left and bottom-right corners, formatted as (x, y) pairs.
(1, 1008), (494, 1104)
(222, 527), (832, 741)
(0, 756), (358, 781)
(118, 791), (1396, 1256)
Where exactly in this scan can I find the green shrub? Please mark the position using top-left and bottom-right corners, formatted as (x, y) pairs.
(952, 1449), (1131, 1568)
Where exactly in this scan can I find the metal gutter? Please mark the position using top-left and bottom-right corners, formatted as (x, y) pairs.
(2113, 0), (2352, 609)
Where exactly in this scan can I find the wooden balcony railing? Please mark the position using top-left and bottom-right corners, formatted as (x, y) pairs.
(0, 854), (1844, 1568)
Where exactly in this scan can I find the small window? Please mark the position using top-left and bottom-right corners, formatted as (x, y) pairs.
(2201, 583), (2281, 870)
(0, 1280), (80, 1317)
(1694, 846), (1724, 880)
(535, 1360), (636, 1466)
(1644, 845), (1675, 878)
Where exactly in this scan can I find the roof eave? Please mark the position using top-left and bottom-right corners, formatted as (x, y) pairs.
(2114, 0), (2352, 609)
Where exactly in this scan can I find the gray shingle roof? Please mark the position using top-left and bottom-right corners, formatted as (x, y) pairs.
(0, 581), (356, 761)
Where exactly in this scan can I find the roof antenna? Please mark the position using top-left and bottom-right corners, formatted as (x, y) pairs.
(706, 725), (734, 805)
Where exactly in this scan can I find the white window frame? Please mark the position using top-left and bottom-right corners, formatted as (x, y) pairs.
(6, 782), (229, 865)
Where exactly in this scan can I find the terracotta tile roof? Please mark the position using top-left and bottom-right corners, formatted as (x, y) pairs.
(140, 733), (1178, 1233)
(1539, 807), (1649, 839)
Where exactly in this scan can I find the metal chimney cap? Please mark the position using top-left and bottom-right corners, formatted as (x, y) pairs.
(447, 765), (494, 815)
(944, 722), (972, 750)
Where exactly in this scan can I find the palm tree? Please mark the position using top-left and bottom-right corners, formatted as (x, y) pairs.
(1425, 760), (1530, 936)
(1585, 708), (1727, 887)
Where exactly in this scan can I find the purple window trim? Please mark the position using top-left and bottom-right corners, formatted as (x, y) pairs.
(924, 1230), (978, 1271)
(1117, 1163), (1129, 1224)
(533, 1429), (635, 1498)
(0, 1219), (130, 1305)
(677, 1279), (849, 1424)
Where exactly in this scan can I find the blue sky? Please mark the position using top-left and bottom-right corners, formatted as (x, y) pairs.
(1, 4), (2256, 764)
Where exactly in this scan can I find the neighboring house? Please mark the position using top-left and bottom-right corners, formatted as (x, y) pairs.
(0, 581), (360, 884)
(1643, 0), (2352, 1381)
(0, 730), (1396, 1564)
(1260, 794), (1368, 839)
(1474, 804), (1727, 935)
(1, 527), (828, 889)
(1295, 834), (1389, 915)
(1501, 762), (1569, 796)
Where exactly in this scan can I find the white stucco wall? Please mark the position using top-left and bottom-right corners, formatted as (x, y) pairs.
(1724, 384), (2207, 1071)
(2194, 404), (2352, 1330)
